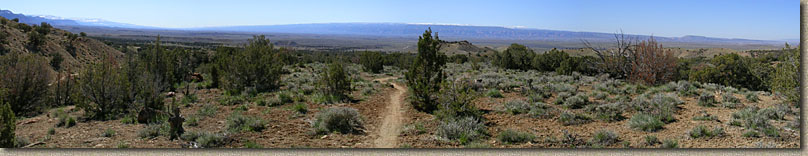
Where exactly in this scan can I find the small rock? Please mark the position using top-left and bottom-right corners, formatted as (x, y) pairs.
(94, 144), (105, 148)
(321, 135), (328, 139)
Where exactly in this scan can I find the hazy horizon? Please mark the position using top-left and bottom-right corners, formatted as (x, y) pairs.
(1, 0), (797, 40)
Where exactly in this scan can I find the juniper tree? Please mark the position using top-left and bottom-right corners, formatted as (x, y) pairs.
(0, 53), (52, 116)
(405, 28), (447, 113)
(318, 62), (352, 102)
(0, 100), (15, 148)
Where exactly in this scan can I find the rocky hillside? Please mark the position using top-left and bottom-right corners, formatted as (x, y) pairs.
(438, 40), (497, 56)
(0, 16), (123, 73)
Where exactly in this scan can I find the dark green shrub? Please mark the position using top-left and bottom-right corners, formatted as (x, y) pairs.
(761, 127), (780, 137)
(688, 53), (766, 91)
(185, 115), (199, 127)
(661, 139), (678, 148)
(121, 115), (136, 124)
(532, 48), (568, 72)
(644, 135), (659, 146)
(745, 92), (759, 103)
(493, 43), (535, 71)
(742, 130), (760, 138)
(359, 51), (384, 73)
(101, 129), (116, 137)
(485, 89), (503, 98)
(627, 113), (664, 132)
(138, 122), (170, 139)
(435, 80), (482, 121)
(692, 114), (718, 121)
(291, 103), (307, 114)
(198, 104), (218, 117)
(35, 22), (52, 34)
(559, 112), (591, 125)
(244, 140), (263, 148)
(27, 31), (46, 51)
(226, 113), (266, 133)
(555, 57), (584, 75)
(0, 53), (52, 117)
(497, 129), (535, 144)
(553, 92), (572, 105)
(77, 57), (133, 120)
(688, 125), (725, 138)
(50, 53), (63, 70)
(0, 102), (15, 148)
(313, 107), (364, 134)
(769, 46), (799, 107)
(218, 94), (245, 106)
(13, 136), (28, 148)
(317, 62), (352, 103)
(590, 129), (619, 146)
(217, 35), (283, 94)
(527, 92), (547, 103)
(405, 29), (447, 113)
(186, 130), (231, 147)
(277, 92), (293, 104)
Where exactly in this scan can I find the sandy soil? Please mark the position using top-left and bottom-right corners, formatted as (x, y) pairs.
(372, 77), (407, 148)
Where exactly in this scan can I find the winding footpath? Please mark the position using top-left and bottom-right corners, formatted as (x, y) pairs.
(372, 77), (407, 148)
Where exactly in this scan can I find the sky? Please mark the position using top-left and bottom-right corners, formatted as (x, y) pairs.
(1, 0), (797, 40)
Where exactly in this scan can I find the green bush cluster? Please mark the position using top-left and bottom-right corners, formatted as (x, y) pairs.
(628, 113), (664, 132)
(688, 125), (725, 139)
(0, 102), (15, 148)
(503, 100), (530, 114)
(181, 131), (227, 148)
(317, 62), (352, 103)
(492, 46), (597, 75)
(697, 92), (717, 107)
(497, 129), (535, 144)
(0, 53), (52, 117)
(562, 94), (590, 109)
(435, 80), (482, 121)
(559, 112), (591, 126)
(225, 112), (267, 133)
(312, 107), (364, 134)
(436, 117), (488, 145)
(214, 35), (284, 94)
(359, 51), (384, 73)
(590, 129), (619, 146)
(585, 102), (625, 122)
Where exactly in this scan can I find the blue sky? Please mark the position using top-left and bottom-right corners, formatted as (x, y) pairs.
(1, 0), (797, 40)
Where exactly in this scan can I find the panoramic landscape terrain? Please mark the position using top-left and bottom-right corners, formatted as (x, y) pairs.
(0, 0), (801, 149)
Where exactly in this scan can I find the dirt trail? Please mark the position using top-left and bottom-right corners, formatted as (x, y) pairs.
(372, 77), (406, 148)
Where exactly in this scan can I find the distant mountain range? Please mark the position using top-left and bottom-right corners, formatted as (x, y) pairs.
(0, 9), (795, 50)
(0, 9), (157, 29)
(189, 23), (795, 45)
